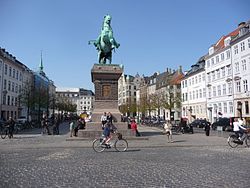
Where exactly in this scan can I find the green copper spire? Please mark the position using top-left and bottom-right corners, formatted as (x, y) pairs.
(39, 51), (44, 72)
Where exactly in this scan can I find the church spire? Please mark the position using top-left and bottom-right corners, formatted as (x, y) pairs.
(39, 50), (44, 72)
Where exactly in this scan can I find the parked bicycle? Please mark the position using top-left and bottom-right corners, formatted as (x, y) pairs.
(1, 125), (13, 139)
(227, 128), (250, 148)
(92, 132), (128, 152)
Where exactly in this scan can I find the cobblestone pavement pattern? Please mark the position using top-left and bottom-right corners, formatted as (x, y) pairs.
(0, 123), (250, 188)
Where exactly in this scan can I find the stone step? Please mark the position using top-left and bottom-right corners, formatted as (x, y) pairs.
(78, 129), (135, 138)
(85, 122), (128, 130)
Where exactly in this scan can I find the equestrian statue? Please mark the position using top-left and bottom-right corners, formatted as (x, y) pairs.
(89, 14), (120, 64)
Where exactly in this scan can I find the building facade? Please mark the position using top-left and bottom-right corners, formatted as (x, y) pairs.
(231, 21), (250, 125)
(181, 57), (207, 123)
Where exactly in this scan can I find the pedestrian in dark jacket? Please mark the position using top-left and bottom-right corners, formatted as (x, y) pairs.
(204, 122), (210, 136)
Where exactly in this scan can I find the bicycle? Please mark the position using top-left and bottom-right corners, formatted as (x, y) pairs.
(227, 128), (250, 148)
(92, 132), (128, 152)
(1, 125), (13, 139)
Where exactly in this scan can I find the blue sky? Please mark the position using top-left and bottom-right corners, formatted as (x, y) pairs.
(0, 0), (249, 91)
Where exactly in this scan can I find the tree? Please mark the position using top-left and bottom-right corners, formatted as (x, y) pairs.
(160, 85), (181, 120)
(18, 80), (35, 119)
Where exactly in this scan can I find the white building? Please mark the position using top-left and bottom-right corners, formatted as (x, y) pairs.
(231, 21), (250, 125)
(118, 73), (143, 116)
(181, 57), (207, 122)
(55, 87), (94, 116)
(205, 28), (239, 123)
(0, 48), (27, 120)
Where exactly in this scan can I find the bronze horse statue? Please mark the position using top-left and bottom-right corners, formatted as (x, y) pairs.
(89, 15), (120, 64)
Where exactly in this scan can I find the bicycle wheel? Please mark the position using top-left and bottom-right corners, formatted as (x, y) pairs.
(92, 139), (105, 153)
(227, 135), (239, 148)
(114, 139), (128, 152)
(1, 128), (7, 139)
(245, 135), (250, 147)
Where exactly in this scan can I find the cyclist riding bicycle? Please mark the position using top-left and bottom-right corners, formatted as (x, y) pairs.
(233, 118), (246, 141)
(101, 121), (112, 146)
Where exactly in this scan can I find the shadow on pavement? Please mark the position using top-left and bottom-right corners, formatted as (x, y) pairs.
(141, 131), (163, 137)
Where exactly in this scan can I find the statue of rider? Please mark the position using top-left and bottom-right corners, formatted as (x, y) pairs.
(89, 15), (120, 64)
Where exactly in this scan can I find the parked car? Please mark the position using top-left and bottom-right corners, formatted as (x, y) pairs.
(16, 116), (27, 124)
(189, 119), (211, 128)
(212, 117), (233, 131)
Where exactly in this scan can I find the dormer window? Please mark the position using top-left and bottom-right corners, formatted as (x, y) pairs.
(224, 36), (231, 47)
(209, 46), (214, 55)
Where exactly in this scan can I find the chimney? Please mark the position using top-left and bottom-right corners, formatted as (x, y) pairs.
(169, 68), (172, 73)
(238, 22), (246, 28)
(166, 68), (169, 73)
(178, 65), (182, 73)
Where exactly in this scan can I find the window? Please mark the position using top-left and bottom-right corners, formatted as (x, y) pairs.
(196, 90), (198, 99)
(216, 69), (220, 79)
(242, 59), (247, 71)
(12, 82), (14, 92)
(217, 85), (221, 96)
(199, 89), (202, 98)
(9, 67), (12, 77)
(195, 76), (198, 84)
(4, 79), (6, 89)
(235, 62), (239, 72)
(193, 91), (195, 99)
(192, 78), (194, 85)
(8, 81), (11, 91)
(198, 75), (201, 82)
(223, 102), (227, 113)
(248, 38), (250, 48)
(223, 84), (226, 95)
(221, 67), (225, 77)
(234, 45), (239, 54)
(13, 69), (15, 78)
(203, 88), (206, 98)
(202, 73), (205, 81)
(227, 65), (232, 75)
(5, 64), (7, 75)
(243, 80), (248, 92)
(229, 102), (233, 113)
(189, 79), (191, 86)
(220, 53), (224, 61)
(240, 42), (245, 51)
(226, 50), (230, 59)
(218, 103), (222, 113)
(236, 81), (241, 92)
(213, 86), (216, 97)
(207, 73), (211, 83)
(245, 101), (249, 114)
(189, 92), (192, 100)
(228, 82), (232, 94)
(7, 96), (10, 105)
(208, 88), (211, 98)
(211, 58), (214, 65)
(216, 55), (219, 63)
(212, 71), (215, 80)
(207, 60), (210, 67)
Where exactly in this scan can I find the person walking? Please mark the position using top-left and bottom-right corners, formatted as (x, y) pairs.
(131, 119), (141, 137)
(204, 122), (211, 136)
(164, 120), (173, 142)
(69, 120), (75, 137)
(41, 115), (51, 135)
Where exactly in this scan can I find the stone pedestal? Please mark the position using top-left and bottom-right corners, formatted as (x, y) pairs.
(78, 64), (134, 138)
